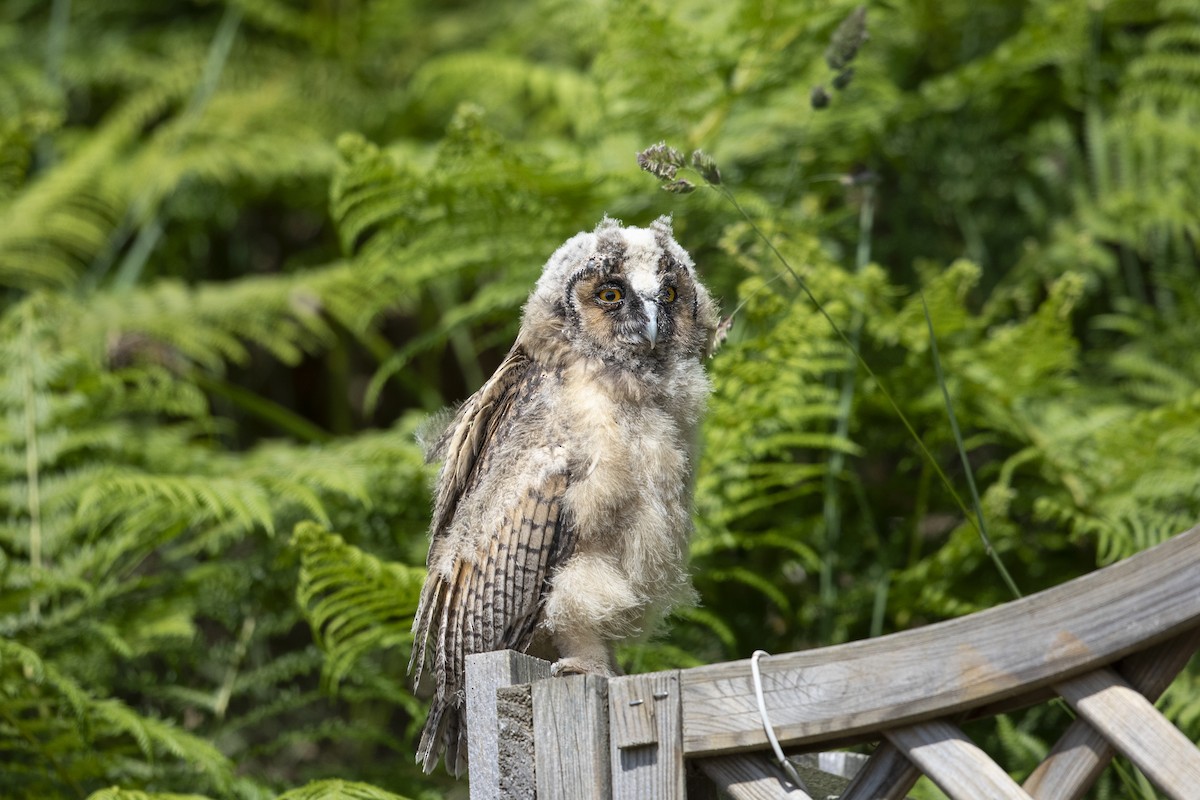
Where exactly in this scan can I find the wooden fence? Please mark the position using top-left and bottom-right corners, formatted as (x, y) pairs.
(464, 524), (1200, 799)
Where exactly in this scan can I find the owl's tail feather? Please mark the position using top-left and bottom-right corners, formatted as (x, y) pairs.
(409, 576), (444, 678)
(418, 694), (467, 776)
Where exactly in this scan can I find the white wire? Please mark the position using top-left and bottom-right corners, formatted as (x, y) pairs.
(751, 649), (813, 798)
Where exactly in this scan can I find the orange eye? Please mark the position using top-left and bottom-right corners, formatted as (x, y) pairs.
(596, 287), (623, 303)
(660, 286), (677, 303)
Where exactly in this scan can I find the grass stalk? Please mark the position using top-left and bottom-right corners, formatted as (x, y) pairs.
(920, 293), (1022, 598)
(819, 184), (874, 642)
(21, 307), (43, 622)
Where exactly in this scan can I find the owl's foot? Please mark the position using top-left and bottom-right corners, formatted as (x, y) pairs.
(551, 657), (616, 677)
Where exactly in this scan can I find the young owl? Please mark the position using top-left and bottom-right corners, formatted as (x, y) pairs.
(409, 216), (718, 775)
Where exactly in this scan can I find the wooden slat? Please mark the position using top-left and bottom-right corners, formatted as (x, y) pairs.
(791, 753), (861, 797)
(466, 650), (553, 800)
(680, 525), (1200, 756)
(839, 742), (920, 800)
(1023, 625), (1200, 799)
(609, 671), (685, 799)
(696, 754), (814, 800)
(886, 720), (1033, 800)
(1056, 667), (1200, 800)
(610, 672), (672, 749)
(533, 673), (611, 800)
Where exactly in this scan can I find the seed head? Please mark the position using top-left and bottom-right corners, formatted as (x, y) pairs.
(825, 6), (869, 71)
(662, 179), (696, 194)
(690, 149), (722, 185)
(637, 142), (687, 181)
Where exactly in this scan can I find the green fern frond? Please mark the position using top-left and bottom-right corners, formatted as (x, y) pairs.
(91, 698), (229, 775)
(0, 81), (187, 290)
(591, 0), (719, 127)
(698, 261), (855, 535)
(112, 82), (337, 215)
(1, 638), (236, 793)
(914, 0), (1090, 114)
(703, 566), (793, 614)
(877, 259), (983, 350)
(670, 606), (739, 651)
(409, 52), (602, 138)
(0, 636), (48, 683)
(992, 712), (1051, 770)
(217, 687), (326, 739)
(274, 779), (414, 800)
(617, 641), (708, 672)
(78, 473), (276, 536)
(1159, 666), (1200, 735)
(86, 789), (216, 800)
(966, 273), (1083, 397)
(1123, 8), (1200, 112)
(1109, 350), (1197, 404)
(292, 522), (425, 689)
(364, 279), (533, 411)
(330, 133), (424, 258)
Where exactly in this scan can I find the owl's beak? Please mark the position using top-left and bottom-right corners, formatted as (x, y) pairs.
(641, 298), (658, 349)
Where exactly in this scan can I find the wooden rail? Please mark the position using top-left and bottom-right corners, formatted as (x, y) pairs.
(464, 524), (1200, 799)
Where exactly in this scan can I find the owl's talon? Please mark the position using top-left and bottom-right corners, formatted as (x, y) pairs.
(551, 658), (614, 677)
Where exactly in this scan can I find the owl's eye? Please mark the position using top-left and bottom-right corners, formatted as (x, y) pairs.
(596, 286), (624, 304)
(659, 286), (678, 303)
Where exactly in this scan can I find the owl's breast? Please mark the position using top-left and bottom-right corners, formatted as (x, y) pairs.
(553, 358), (707, 602)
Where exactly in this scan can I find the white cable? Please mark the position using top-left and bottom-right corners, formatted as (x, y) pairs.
(751, 649), (813, 798)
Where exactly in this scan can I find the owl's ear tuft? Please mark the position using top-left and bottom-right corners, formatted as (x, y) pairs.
(651, 215), (674, 238)
(594, 216), (623, 233)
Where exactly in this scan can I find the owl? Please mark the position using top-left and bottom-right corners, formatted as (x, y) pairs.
(409, 216), (718, 775)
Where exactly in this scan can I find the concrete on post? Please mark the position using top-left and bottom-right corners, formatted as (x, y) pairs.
(466, 650), (553, 800)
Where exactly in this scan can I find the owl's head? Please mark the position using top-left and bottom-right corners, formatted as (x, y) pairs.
(523, 216), (718, 367)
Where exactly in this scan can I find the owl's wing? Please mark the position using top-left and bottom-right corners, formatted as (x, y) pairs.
(409, 347), (576, 775)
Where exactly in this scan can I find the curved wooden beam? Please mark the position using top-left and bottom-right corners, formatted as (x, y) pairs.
(680, 525), (1200, 756)
(1023, 625), (1200, 798)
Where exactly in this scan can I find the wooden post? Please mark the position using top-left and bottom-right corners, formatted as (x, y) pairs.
(533, 673), (612, 800)
(466, 650), (553, 800)
(608, 671), (685, 799)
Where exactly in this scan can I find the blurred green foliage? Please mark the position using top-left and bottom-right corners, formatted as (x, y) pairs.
(1, 0), (1198, 797)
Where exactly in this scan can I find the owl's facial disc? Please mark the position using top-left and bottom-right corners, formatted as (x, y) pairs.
(569, 273), (666, 357)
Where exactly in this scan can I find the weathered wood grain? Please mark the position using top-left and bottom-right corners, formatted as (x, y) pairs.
(680, 525), (1200, 755)
(696, 753), (814, 800)
(608, 671), (684, 799)
(1056, 666), (1200, 800)
(532, 673), (611, 800)
(1023, 625), (1200, 799)
(886, 720), (1033, 799)
(466, 650), (553, 800)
